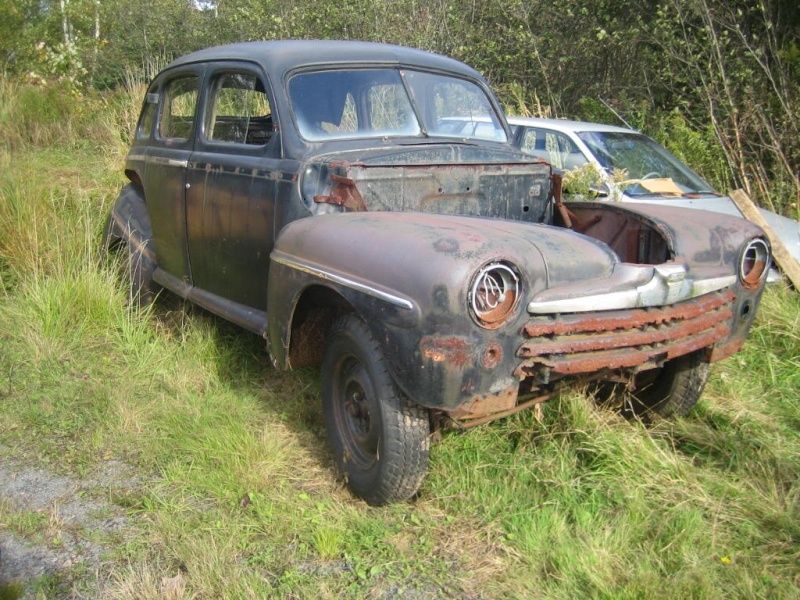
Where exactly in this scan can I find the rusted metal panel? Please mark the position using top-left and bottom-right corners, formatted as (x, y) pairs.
(419, 336), (473, 368)
(515, 290), (738, 378)
(317, 158), (552, 224)
(515, 323), (728, 377)
(313, 175), (367, 212)
(448, 383), (519, 420)
(523, 290), (734, 337)
(708, 337), (745, 362)
(519, 304), (733, 357)
(288, 308), (332, 367)
(551, 172), (573, 229)
(479, 342), (503, 369)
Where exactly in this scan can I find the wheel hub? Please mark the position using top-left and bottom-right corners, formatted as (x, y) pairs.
(345, 382), (371, 436)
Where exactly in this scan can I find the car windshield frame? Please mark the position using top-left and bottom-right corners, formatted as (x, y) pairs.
(287, 67), (507, 143)
(576, 131), (717, 196)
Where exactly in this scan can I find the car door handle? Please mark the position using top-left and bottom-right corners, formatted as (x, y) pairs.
(168, 159), (188, 167)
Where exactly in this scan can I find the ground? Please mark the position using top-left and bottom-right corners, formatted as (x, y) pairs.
(0, 446), (141, 599)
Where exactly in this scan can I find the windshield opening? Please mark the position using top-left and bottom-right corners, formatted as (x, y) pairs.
(288, 68), (507, 143)
(577, 131), (715, 196)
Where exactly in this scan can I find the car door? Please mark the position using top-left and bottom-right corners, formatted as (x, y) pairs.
(185, 63), (281, 316)
(143, 69), (202, 288)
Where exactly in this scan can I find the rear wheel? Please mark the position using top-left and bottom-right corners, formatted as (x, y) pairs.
(104, 187), (160, 307)
(322, 315), (430, 506)
(123, 232), (159, 306)
(625, 350), (710, 418)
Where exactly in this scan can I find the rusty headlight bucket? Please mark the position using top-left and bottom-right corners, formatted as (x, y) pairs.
(468, 262), (521, 328)
(739, 238), (770, 289)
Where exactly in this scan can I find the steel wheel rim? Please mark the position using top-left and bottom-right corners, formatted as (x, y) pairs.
(335, 356), (379, 469)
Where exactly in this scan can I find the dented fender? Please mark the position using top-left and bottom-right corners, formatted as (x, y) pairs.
(267, 211), (620, 411)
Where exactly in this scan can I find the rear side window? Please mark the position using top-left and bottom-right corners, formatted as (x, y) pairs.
(159, 76), (199, 140)
(136, 87), (157, 140)
(205, 72), (273, 145)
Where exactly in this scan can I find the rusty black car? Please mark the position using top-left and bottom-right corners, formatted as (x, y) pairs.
(105, 40), (770, 505)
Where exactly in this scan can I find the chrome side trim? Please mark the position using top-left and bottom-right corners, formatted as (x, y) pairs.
(145, 156), (188, 168)
(271, 254), (415, 311)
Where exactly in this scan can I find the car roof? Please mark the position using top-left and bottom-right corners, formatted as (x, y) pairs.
(165, 40), (483, 81)
(507, 116), (636, 135)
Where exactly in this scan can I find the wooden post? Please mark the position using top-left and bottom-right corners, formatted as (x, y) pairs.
(729, 189), (800, 290)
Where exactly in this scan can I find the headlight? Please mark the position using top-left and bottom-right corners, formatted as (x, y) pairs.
(739, 238), (770, 289)
(468, 262), (521, 328)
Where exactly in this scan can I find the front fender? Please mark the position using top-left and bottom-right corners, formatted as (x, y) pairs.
(267, 211), (620, 411)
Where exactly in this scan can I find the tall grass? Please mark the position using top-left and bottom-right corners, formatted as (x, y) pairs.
(1, 78), (798, 598)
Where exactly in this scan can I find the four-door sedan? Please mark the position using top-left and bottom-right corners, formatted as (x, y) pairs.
(105, 41), (770, 505)
(508, 116), (800, 281)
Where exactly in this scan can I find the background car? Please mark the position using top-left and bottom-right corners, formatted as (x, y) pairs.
(508, 116), (800, 280)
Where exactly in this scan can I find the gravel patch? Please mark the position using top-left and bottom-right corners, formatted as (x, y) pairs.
(0, 452), (142, 599)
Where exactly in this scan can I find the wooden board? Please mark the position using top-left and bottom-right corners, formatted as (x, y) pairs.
(730, 189), (800, 290)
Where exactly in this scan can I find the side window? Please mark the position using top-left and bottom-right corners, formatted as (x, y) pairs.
(159, 76), (199, 140)
(520, 128), (588, 171)
(520, 129), (542, 155)
(135, 86), (157, 140)
(206, 72), (273, 145)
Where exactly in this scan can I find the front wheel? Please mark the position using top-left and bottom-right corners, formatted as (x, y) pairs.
(625, 349), (711, 418)
(322, 315), (430, 506)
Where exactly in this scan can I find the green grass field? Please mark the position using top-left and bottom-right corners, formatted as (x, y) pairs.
(1, 80), (798, 598)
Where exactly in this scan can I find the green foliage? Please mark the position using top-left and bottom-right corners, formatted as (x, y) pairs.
(645, 0), (800, 213)
(646, 110), (734, 194)
(562, 163), (607, 200)
(0, 0), (797, 216)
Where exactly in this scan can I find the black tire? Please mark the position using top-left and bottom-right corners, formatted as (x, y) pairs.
(105, 187), (160, 307)
(322, 315), (430, 506)
(124, 231), (159, 307)
(625, 349), (711, 418)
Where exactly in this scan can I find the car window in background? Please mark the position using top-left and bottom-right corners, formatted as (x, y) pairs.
(519, 127), (588, 171)
(577, 131), (714, 195)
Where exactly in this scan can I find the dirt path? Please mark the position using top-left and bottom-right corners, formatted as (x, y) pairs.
(0, 448), (142, 599)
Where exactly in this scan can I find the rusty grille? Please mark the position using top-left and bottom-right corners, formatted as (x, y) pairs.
(514, 290), (735, 377)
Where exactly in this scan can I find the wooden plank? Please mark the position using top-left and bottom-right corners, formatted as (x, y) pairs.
(730, 189), (800, 290)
